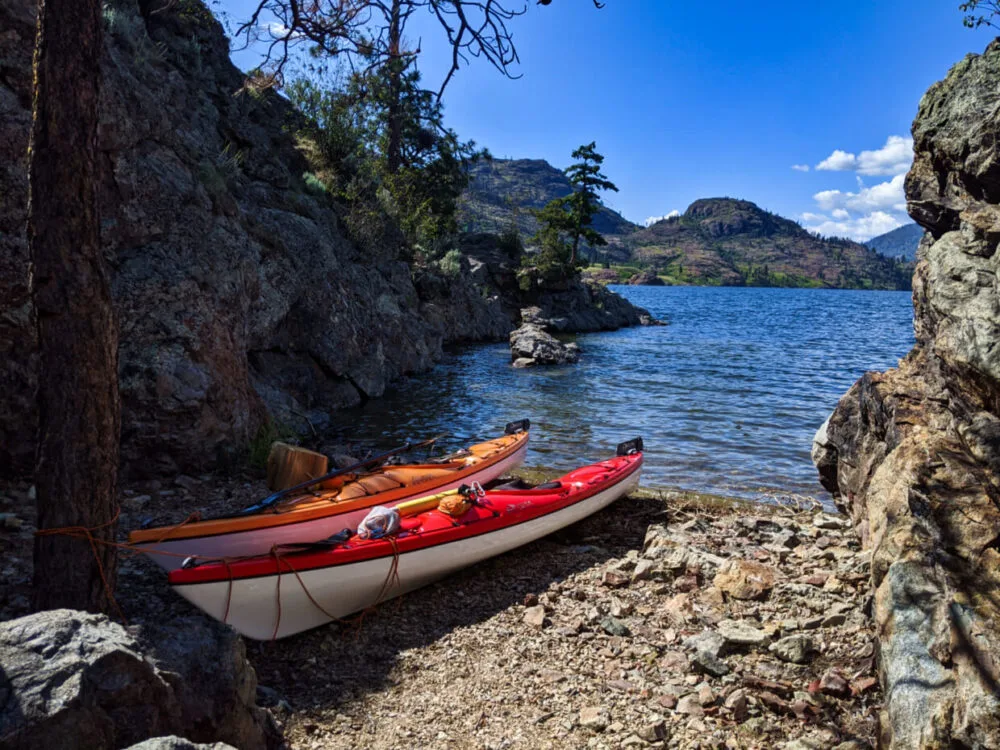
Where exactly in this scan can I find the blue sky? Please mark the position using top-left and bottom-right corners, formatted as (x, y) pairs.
(220, 0), (997, 240)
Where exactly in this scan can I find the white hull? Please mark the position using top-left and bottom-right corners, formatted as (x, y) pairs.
(139, 443), (528, 572)
(173, 467), (640, 640)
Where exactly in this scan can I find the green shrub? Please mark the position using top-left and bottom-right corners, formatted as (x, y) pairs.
(438, 248), (463, 278)
(303, 172), (328, 196)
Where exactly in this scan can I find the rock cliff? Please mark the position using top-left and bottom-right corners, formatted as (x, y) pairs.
(0, 0), (647, 477)
(815, 40), (1000, 748)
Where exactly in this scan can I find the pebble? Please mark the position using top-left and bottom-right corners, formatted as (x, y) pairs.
(579, 706), (610, 731)
(523, 605), (546, 629)
(769, 635), (816, 664)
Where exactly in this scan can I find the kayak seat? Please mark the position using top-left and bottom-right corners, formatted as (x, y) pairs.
(383, 467), (454, 486)
(537, 481), (562, 490)
(492, 478), (533, 491)
(358, 475), (403, 494)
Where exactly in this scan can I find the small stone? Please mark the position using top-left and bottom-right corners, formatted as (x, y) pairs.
(657, 693), (678, 709)
(717, 619), (769, 649)
(813, 513), (850, 530)
(512, 357), (535, 368)
(801, 574), (828, 587)
(851, 676), (879, 695)
(675, 694), (704, 716)
(174, 474), (200, 491)
(724, 689), (748, 721)
(819, 670), (850, 697)
(123, 494), (152, 512)
(638, 720), (669, 743)
(599, 617), (630, 637)
(713, 560), (776, 600)
(523, 605), (546, 629)
(609, 597), (633, 618)
(821, 613), (847, 628)
(691, 650), (730, 677)
(523, 592), (539, 607)
(697, 683), (715, 705)
(579, 705), (610, 731)
(632, 558), (657, 582)
(673, 574), (699, 592)
(773, 529), (800, 548)
(602, 570), (630, 588)
(768, 635), (816, 664)
(815, 535), (833, 549)
(683, 630), (725, 658)
(0, 513), (23, 530)
(823, 576), (846, 593)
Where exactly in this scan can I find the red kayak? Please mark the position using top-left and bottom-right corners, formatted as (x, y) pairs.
(170, 440), (644, 639)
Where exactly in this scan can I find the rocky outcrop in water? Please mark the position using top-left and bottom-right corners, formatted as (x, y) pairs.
(0, 609), (278, 750)
(814, 40), (1000, 749)
(509, 323), (580, 367)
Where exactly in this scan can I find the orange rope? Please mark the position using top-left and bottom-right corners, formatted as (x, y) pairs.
(35, 509), (127, 623)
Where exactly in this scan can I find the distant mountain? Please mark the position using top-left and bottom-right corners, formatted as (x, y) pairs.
(619, 198), (913, 290)
(865, 223), (924, 262)
(458, 158), (638, 239)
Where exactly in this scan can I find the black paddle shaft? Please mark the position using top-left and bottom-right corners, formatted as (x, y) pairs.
(236, 435), (444, 516)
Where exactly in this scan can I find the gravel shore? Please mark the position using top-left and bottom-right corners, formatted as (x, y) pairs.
(0, 474), (880, 750)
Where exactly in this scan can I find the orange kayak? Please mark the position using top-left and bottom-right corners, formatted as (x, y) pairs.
(129, 427), (529, 571)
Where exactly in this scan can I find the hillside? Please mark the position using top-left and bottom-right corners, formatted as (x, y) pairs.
(458, 158), (638, 239)
(865, 222), (923, 261)
(616, 198), (913, 289)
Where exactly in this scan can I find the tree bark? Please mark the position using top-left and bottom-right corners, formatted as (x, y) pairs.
(28, 0), (120, 613)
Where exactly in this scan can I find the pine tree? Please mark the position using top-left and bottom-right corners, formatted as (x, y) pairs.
(530, 142), (618, 274)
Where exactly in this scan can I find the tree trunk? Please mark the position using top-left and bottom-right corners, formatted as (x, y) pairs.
(28, 0), (120, 613)
(386, 0), (404, 175)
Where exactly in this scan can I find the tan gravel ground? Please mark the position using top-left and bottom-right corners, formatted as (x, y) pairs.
(0, 473), (881, 750)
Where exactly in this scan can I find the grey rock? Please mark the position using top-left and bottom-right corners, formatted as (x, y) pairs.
(716, 619), (770, 649)
(0, 610), (277, 750)
(690, 650), (730, 677)
(768, 634), (816, 664)
(126, 739), (237, 750)
(599, 617), (631, 637)
(683, 629), (725, 659)
(509, 322), (580, 365)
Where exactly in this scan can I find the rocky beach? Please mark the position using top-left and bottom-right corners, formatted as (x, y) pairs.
(1, 474), (880, 749)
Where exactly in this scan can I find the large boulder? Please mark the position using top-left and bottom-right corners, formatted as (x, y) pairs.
(509, 323), (580, 366)
(0, 610), (279, 750)
(816, 40), (1000, 749)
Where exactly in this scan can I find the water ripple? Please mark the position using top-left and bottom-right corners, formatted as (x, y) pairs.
(337, 286), (914, 506)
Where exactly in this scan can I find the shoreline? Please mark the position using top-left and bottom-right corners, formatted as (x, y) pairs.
(0, 472), (879, 749)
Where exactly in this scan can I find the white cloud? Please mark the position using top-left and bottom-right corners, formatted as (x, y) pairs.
(800, 212), (828, 223)
(857, 136), (913, 176)
(260, 22), (301, 39)
(816, 149), (858, 172)
(791, 164), (810, 172)
(831, 208), (849, 220)
(802, 211), (906, 242)
(815, 136), (913, 176)
(813, 174), (906, 214)
(644, 210), (680, 227)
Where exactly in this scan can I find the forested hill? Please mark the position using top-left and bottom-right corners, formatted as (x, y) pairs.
(458, 158), (638, 238)
(865, 223), (924, 261)
(616, 198), (913, 290)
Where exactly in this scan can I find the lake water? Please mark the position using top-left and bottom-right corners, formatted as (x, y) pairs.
(338, 286), (915, 504)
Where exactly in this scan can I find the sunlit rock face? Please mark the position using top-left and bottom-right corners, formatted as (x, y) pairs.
(0, 0), (490, 476)
(816, 40), (1000, 749)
